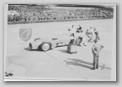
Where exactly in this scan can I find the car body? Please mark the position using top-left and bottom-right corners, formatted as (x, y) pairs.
(29, 31), (93, 51)
(29, 35), (71, 51)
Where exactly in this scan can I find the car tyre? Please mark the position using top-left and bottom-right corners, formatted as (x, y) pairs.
(38, 42), (51, 51)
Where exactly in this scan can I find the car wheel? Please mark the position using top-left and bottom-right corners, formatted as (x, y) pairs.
(38, 42), (51, 51)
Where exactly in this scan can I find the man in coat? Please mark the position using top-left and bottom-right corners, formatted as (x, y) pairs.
(92, 40), (104, 70)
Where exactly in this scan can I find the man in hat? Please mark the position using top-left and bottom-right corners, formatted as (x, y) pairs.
(92, 40), (104, 70)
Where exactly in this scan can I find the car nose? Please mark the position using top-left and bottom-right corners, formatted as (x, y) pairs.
(29, 43), (32, 48)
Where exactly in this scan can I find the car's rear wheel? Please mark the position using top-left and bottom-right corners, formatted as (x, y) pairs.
(38, 42), (51, 51)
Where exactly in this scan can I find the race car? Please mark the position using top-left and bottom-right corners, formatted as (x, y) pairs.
(29, 30), (93, 51)
(29, 35), (71, 51)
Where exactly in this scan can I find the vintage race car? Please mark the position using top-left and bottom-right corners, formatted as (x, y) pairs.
(29, 31), (93, 51)
(29, 35), (71, 51)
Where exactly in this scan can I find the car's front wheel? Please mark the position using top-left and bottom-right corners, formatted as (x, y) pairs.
(38, 42), (51, 51)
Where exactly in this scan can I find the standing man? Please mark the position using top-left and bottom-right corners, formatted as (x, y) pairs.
(80, 29), (88, 46)
(67, 25), (77, 54)
(92, 40), (104, 70)
(75, 25), (83, 46)
(94, 27), (100, 41)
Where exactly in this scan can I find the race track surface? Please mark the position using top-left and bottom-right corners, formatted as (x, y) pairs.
(5, 19), (113, 81)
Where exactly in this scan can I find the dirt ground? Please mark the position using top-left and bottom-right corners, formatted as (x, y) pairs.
(5, 19), (114, 81)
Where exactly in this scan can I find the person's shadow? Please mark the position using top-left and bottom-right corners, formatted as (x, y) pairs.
(64, 58), (93, 70)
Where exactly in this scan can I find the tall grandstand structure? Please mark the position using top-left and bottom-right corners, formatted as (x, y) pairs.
(8, 4), (114, 24)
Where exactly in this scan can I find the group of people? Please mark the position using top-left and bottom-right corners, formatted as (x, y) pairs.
(67, 25), (87, 47)
(67, 25), (104, 70)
